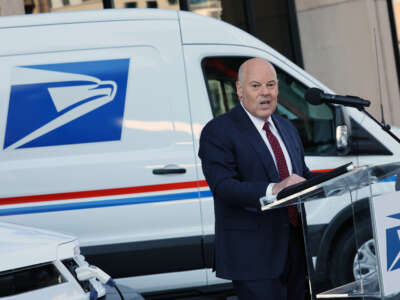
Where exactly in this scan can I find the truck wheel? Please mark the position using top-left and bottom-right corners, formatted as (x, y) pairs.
(353, 238), (377, 280)
(329, 220), (377, 286)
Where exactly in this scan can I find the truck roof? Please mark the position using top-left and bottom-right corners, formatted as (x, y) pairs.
(0, 8), (330, 93)
(0, 8), (178, 28)
(0, 8), (266, 48)
(0, 222), (78, 272)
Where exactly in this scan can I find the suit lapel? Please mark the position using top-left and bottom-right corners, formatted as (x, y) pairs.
(230, 105), (280, 181)
(272, 114), (299, 174)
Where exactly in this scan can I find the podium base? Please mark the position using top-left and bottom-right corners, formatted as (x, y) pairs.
(316, 277), (380, 298)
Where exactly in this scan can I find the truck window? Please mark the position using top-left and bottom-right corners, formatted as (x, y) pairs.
(202, 57), (336, 156)
(0, 263), (64, 297)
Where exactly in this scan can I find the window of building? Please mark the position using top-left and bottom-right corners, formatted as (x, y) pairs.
(25, 0), (104, 13)
(24, 0), (35, 14)
(125, 1), (137, 8)
(187, 0), (302, 66)
(189, 0), (223, 20)
(202, 56), (336, 156)
(252, 1), (302, 66)
(147, 1), (157, 8)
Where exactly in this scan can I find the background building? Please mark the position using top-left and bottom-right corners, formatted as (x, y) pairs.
(297, 0), (400, 127)
(1, 0), (400, 126)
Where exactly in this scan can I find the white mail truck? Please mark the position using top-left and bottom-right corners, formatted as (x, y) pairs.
(0, 8), (398, 298)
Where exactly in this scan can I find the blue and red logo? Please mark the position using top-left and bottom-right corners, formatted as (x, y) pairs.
(386, 213), (400, 272)
(4, 59), (130, 150)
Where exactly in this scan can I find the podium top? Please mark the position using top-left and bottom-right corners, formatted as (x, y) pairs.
(260, 162), (400, 211)
(277, 162), (353, 200)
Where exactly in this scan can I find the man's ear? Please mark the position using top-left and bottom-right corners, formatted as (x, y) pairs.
(236, 81), (242, 100)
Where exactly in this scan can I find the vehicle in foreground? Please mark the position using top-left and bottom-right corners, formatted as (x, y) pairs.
(0, 221), (144, 300)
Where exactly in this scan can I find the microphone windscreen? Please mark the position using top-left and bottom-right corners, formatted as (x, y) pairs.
(305, 87), (323, 105)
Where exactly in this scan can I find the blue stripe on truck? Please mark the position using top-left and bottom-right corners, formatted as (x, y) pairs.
(0, 190), (213, 216)
(0, 175), (396, 217)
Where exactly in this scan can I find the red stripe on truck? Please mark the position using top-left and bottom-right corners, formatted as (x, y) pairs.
(0, 180), (209, 206)
(0, 168), (331, 206)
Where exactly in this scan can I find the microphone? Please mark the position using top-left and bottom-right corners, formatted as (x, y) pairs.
(305, 87), (371, 109)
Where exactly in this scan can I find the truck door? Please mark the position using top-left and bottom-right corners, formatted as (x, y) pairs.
(0, 18), (205, 292)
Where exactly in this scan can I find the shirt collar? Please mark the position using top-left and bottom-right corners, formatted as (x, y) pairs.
(240, 102), (275, 133)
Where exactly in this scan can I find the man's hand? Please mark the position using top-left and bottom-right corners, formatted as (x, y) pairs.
(272, 174), (306, 195)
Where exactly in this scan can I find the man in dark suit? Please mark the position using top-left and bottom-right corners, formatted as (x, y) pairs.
(198, 58), (314, 300)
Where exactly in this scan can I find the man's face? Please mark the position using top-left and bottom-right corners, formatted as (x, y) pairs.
(236, 59), (279, 120)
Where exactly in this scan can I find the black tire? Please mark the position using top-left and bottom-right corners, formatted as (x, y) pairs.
(329, 219), (373, 287)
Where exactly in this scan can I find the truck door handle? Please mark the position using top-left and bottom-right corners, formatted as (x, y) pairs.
(152, 165), (186, 175)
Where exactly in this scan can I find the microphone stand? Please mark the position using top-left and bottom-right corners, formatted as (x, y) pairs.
(358, 104), (400, 191)
(357, 106), (400, 144)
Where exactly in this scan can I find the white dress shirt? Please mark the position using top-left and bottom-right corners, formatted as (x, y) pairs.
(240, 103), (293, 201)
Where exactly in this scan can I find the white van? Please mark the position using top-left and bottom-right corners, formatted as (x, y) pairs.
(0, 8), (398, 297)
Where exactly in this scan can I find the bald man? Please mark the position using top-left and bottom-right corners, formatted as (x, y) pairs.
(198, 58), (314, 300)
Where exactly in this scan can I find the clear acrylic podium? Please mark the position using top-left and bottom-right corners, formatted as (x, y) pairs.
(260, 162), (400, 299)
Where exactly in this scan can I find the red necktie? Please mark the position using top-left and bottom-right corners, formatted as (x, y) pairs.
(263, 122), (298, 227)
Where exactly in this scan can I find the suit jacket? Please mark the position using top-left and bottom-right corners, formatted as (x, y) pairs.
(198, 104), (313, 280)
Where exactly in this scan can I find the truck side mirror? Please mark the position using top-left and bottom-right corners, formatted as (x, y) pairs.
(336, 125), (349, 150)
(334, 106), (351, 155)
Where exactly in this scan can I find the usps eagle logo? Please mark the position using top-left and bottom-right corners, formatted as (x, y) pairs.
(386, 212), (400, 272)
(3, 59), (130, 149)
